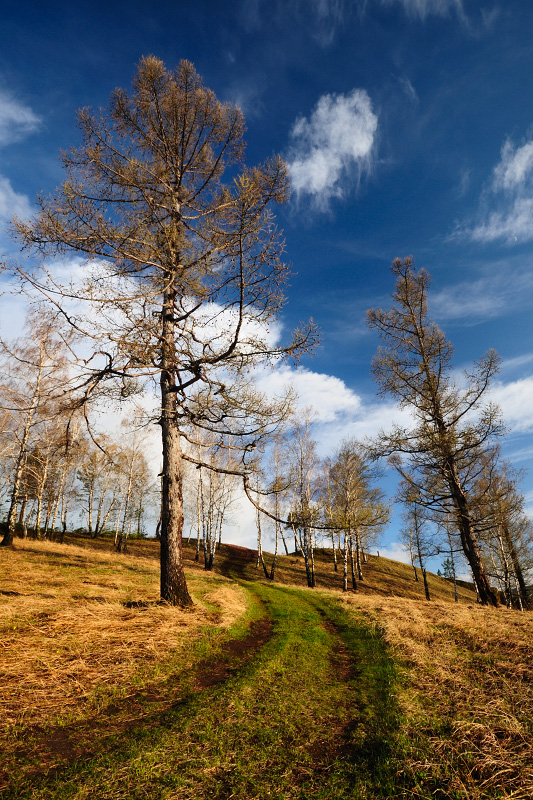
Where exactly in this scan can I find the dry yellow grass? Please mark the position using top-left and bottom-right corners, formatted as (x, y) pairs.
(342, 594), (533, 799)
(0, 538), (247, 740)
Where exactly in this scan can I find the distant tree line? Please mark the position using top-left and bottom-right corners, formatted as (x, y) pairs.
(0, 316), (155, 549)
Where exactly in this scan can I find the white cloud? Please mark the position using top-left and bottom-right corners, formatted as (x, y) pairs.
(378, 542), (410, 563)
(0, 89), (40, 147)
(287, 89), (378, 209)
(381, 0), (465, 20)
(0, 90), (39, 238)
(500, 352), (533, 373)
(489, 376), (533, 434)
(470, 198), (533, 244)
(241, 0), (346, 45)
(257, 365), (361, 422)
(0, 175), (33, 224)
(467, 137), (533, 244)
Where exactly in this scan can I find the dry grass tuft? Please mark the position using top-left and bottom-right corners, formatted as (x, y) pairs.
(342, 594), (533, 799)
(0, 538), (246, 742)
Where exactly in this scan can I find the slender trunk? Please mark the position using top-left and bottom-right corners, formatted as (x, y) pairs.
(255, 499), (262, 569)
(513, 572), (524, 612)
(422, 568), (431, 602)
(446, 529), (458, 603)
(416, 531), (430, 601)
(17, 496), (28, 539)
(35, 456), (49, 540)
(310, 530), (315, 588)
(86, 482), (95, 537)
(342, 531), (349, 592)
(43, 500), (52, 541)
(117, 464), (134, 553)
(279, 526), (290, 556)
(2, 372), (42, 545)
(269, 517), (280, 580)
(300, 525), (315, 588)
(355, 529), (363, 581)
(495, 527), (512, 608)
(332, 530), (338, 572)
(60, 491), (72, 543)
(349, 535), (357, 590)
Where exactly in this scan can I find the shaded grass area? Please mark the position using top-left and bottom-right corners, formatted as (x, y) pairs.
(2, 583), (405, 800)
(40, 531), (478, 604)
(238, 544), (478, 604)
(0, 539), (257, 791)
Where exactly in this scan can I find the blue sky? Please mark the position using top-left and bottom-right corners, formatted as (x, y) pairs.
(1, 0), (533, 561)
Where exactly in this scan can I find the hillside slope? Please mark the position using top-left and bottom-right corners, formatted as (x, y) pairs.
(1, 535), (531, 799)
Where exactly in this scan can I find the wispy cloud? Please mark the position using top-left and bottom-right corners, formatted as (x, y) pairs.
(380, 0), (466, 21)
(0, 88), (40, 236)
(240, 0), (347, 46)
(0, 89), (41, 147)
(287, 89), (378, 209)
(492, 139), (533, 191)
(0, 175), (33, 224)
(398, 76), (418, 104)
(430, 262), (533, 324)
(466, 137), (533, 244)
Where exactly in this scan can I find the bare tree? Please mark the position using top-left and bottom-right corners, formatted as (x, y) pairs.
(367, 257), (502, 606)
(286, 413), (321, 588)
(399, 486), (436, 601)
(325, 439), (389, 591)
(9, 58), (316, 603)
(0, 316), (72, 546)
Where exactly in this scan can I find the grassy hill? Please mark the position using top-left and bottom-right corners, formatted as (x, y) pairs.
(1, 534), (532, 799)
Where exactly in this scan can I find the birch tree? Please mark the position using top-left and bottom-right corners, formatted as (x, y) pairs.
(325, 440), (389, 591)
(0, 316), (72, 546)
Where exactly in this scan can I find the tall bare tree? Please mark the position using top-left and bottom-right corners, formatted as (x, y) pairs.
(367, 257), (502, 606)
(9, 58), (316, 604)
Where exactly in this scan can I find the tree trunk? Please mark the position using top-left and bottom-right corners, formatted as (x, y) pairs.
(355, 530), (363, 581)
(502, 523), (530, 609)
(422, 568), (431, 602)
(447, 462), (498, 606)
(349, 536), (357, 590)
(159, 282), (192, 606)
(342, 532), (349, 592)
